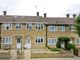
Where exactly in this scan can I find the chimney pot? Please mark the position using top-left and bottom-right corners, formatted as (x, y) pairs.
(3, 11), (7, 15)
(73, 14), (76, 18)
(37, 12), (39, 16)
(44, 13), (47, 17)
(66, 14), (70, 18)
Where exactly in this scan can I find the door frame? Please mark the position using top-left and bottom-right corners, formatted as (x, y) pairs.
(26, 37), (31, 49)
(16, 37), (22, 49)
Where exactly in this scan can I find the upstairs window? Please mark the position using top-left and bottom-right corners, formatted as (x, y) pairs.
(2, 23), (12, 30)
(15, 23), (22, 30)
(35, 23), (44, 30)
(48, 26), (57, 32)
(70, 26), (75, 31)
(60, 26), (65, 32)
(26, 23), (32, 30)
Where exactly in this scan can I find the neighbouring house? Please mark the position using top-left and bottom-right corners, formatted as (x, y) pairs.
(0, 11), (80, 50)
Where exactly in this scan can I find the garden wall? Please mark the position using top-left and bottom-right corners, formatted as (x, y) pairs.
(0, 50), (11, 59)
(78, 49), (80, 56)
(31, 50), (74, 58)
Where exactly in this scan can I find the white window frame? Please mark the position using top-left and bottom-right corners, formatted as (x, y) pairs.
(35, 23), (44, 30)
(60, 26), (65, 32)
(70, 26), (75, 31)
(35, 36), (44, 44)
(26, 23), (32, 30)
(77, 38), (80, 44)
(15, 23), (22, 30)
(48, 26), (57, 32)
(2, 37), (12, 44)
(2, 23), (12, 30)
(48, 38), (57, 45)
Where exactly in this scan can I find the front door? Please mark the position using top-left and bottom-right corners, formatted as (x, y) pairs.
(26, 37), (31, 49)
(61, 42), (65, 48)
(17, 37), (21, 49)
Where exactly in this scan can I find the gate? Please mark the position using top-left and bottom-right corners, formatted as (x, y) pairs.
(73, 48), (78, 56)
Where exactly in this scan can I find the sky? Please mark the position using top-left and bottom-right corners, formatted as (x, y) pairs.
(0, 0), (80, 17)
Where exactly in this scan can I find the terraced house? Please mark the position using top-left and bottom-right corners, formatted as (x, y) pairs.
(0, 11), (80, 50)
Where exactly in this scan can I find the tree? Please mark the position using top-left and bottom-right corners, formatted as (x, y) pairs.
(75, 14), (80, 37)
(56, 37), (70, 50)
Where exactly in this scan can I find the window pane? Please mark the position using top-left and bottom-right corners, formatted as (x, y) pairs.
(27, 24), (32, 30)
(60, 26), (65, 31)
(41, 38), (43, 42)
(48, 26), (57, 31)
(36, 24), (43, 30)
(17, 38), (21, 43)
(3, 37), (12, 44)
(16, 23), (21, 29)
(35, 37), (43, 44)
(3, 38), (5, 43)
(48, 39), (52, 45)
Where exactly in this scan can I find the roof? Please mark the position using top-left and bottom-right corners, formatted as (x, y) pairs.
(0, 15), (45, 23)
(45, 17), (75, 25)
(0, 15), (75, 25)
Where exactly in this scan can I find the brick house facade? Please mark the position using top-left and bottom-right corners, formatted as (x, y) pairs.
(0, 12), (80, 49)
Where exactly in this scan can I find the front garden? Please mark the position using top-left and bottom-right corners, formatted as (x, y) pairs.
(31, 37), (75, 58)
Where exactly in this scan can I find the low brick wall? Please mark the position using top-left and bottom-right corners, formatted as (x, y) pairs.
(58, 50), (73, 57)
(31, 51), (74, 58)
(17, 50), (24, 59)
(0, 51), (11, 59)
(2, 44), (11, 50)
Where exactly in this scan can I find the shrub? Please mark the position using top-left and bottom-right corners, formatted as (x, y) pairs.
(56, 41), (61, 48)
(56, 37), (70, 50)
(67, 43), (75, 50)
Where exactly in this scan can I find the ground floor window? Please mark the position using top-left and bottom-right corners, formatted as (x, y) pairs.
(48, 38), (57, 45)
(77, 38), (80, 44)
(35, 37), (44, 44)
(2, 37), (12, 44)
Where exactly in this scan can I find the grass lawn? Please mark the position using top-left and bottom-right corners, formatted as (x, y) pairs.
(48, 47), (62, 51)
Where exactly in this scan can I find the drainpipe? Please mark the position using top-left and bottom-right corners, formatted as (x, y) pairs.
(0, 23), (1, 49)
(45, 20), (48, 47)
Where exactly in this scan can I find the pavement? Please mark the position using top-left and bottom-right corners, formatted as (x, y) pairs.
(0, 49), (80, 60)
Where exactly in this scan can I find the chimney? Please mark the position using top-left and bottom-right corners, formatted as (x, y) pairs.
(36, 12), (39, 16)
(3, 11), (7, 15)
(66, 14), (70, 18)
(73, 14), (76, 18)
(44, 13), (47, 17)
